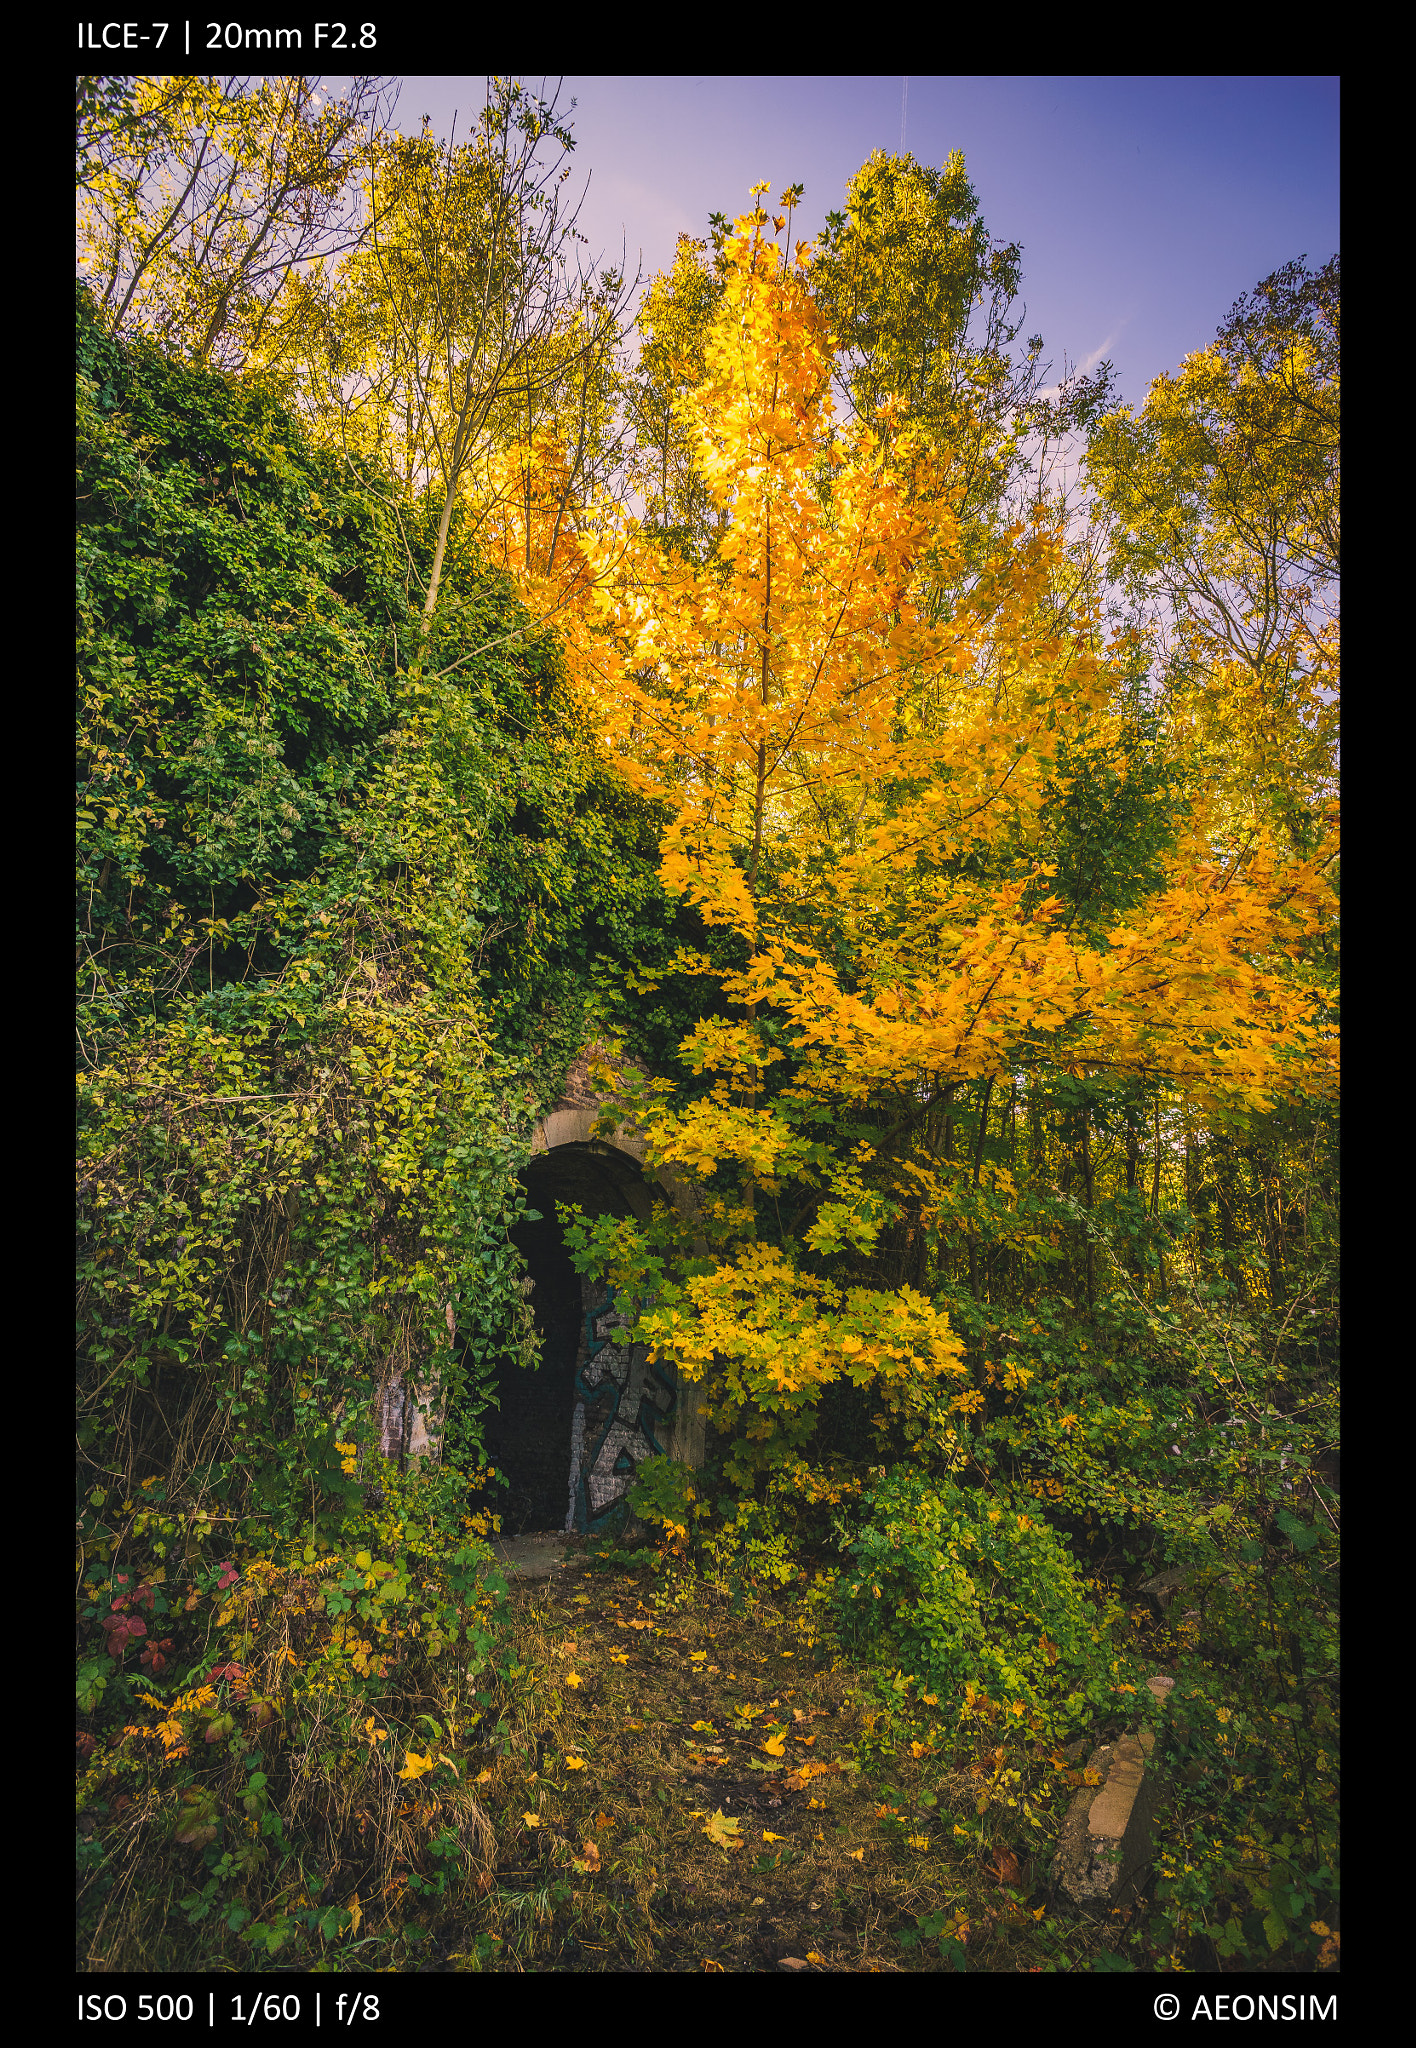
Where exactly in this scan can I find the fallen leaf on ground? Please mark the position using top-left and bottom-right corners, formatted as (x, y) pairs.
(806, 1952), (826, 1965)
(593, 1812), (615, 1830)
(907, 1834), (930, 1850)
(847, 1847), (865, 1861)
(990, 1847), (1022, 1886)
(609, 1651), (629, 1664)
(564, 1755), (587, 1771)
(763, 1830), (785, 1841)
(573, 1841), (601, 1873)
(473, 1768), (493, 1784)
(703, 1958), (725, 1972)
(763, 1731), (786, 1757)
(702, 1809), (744, 1849)
(691, 1721), (717, 1734)
(564, 1672), (583, 1688)
(784, 1759), (833, 1791)
(522, 1812), (542, 1828)
(690, 1651), (707, 1662)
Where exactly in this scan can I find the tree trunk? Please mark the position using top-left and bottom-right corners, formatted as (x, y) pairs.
(1080, 1104), (1095, 1313)
(967, 1075), (994, 1302)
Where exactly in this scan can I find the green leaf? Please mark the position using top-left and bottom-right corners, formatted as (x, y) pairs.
(1274, 1508), (1319, 1553)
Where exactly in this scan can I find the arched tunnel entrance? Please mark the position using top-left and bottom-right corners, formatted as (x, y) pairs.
(477, 1135), (701, 1537)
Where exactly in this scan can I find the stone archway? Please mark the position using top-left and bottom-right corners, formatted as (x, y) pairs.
(505, 1048), (705, 1535)
(379, 1048), (704, 1536)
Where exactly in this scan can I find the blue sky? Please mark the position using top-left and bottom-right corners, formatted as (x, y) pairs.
(392, 74), (1339, 409)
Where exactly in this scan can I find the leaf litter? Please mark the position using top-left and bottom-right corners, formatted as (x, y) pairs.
(433, 1556), (1073, 1973)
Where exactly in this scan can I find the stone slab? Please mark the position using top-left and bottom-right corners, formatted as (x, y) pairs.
(1054, 1726), (1158, 1911)
(490, 1531), (575, 1579)
(1138, 1565), (1192, 1622)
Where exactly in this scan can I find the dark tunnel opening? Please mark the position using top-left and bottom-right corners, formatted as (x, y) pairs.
(477, 1143), (654, 1537)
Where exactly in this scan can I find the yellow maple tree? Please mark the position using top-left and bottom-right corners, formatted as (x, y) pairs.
(523, 191), (1336, 1476)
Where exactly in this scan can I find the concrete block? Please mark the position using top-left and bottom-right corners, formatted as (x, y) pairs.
(1053, 1727), (1157, 1911)
(1138, 1565), (1192, 1623)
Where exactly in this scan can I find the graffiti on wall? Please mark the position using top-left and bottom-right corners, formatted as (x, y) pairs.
(565, 1286), (676, 1534)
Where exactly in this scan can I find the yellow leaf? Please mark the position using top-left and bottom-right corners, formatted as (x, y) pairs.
(806, 1951), (826, 1964)
(398, 1750), (436, 1781)
(847, 1847), (865, 1861)
(763, 1830), (785, 1841)
(564, 1755), (588, 1771)
(763, 1732), (786, 1757)
(690, 1650), (707, 1662)
(522, 1812), (542, 1828)
(564, 1672), (583, 1688)
(473, 1768), (493, 1785)
(702, 1958), (725, 1972)
(702, 1809), (744, 1849)
(907, 1834), (930, 1850)
(609, 1651), (629, 1664)
(347, 1893), (362, 1937)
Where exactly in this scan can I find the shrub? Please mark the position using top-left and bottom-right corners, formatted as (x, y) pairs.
(836, 1471), (1133, 1723)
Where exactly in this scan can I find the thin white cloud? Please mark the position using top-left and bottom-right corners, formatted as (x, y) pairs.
(1033, 328), (1123, 403)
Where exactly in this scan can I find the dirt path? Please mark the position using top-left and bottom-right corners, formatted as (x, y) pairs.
(454, 1555), (1063, 1973)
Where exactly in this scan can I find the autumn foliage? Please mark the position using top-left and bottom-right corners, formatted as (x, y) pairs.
(527, 194), (1337, 1484)
(78, 100), (1337, 1973)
